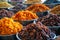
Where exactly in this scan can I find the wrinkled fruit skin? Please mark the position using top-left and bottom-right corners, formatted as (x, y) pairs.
(18, 22), (52, 40)
(38, 14), (60, 26)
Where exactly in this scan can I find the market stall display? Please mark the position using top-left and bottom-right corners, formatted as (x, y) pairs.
(0, 0), (60, 40)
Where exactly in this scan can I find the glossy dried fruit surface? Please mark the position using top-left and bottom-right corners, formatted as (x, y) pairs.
(38, 14), (60, 26)
(26, 4), (50, 13)
(50, 5), (60, 15)
(12, 10), (38, 21)
(0, 17), (23, 35)
(18, 22), (51, 40)
(0, 9), (14, 18)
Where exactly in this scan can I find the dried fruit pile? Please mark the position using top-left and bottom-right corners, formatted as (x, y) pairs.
(12, 10), (38, 21)
(50, 5), (60, 15)
(18, 22), (51, 40)
(0, 17), (23, 35)
(0, 9), (14, 18)
(38, 14), (60, 26)
(26, 4), (50, 13)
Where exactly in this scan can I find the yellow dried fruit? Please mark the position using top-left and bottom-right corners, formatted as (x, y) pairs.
(0, 17), (23, 35)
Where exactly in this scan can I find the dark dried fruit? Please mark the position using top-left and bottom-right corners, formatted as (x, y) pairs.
(18, 22), (52, 40)
(10, 4), (27, 13)
(38, 14), (60, 26)
(0, 9), (14, 18)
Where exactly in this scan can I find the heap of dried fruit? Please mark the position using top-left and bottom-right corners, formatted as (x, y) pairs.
(0, 2), (14, 8)
(0, 17), (23, 35)
(11, 4), (27, 13)
(0, 9), (14, 18)
(26, 4), (50, 13)
(50, 5), (60, 15)
(12, 10), (38, 21)
(18, 22), (52, 40)
(38, 14), (60, 26)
